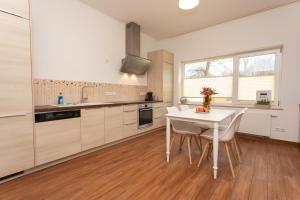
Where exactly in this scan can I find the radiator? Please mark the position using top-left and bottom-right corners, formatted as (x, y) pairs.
(238, 112), (271, 137)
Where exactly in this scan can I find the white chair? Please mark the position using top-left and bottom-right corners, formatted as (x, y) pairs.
(167, 107), (203, 164)
(179, 105), (211, 130)
(197, 108), (248, 178)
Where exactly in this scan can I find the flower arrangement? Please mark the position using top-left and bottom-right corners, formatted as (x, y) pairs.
(201, 87), (218, 111)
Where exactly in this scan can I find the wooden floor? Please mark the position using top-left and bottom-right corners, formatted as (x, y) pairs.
(1, 130), (300, 200)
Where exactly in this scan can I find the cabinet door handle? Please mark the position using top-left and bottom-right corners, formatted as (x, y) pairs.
(124, 110), (136, 112)
(0, 113), (29, 119)
(124, 122), (136, 126)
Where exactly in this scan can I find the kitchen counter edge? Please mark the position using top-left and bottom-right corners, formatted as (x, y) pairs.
(35, 101), (163, 113)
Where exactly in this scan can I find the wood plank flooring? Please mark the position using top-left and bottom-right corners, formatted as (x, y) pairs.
(0, 130), (300, 200)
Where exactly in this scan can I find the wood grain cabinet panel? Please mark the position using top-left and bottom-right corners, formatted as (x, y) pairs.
(0, 0), (29, 19)
(153, 107), (164, 119)
(154, 117), (164, 129)
(123, 105), (137, 112)
(81, 108), (105, 151)
(105, 106), (124, 143)
(147, 50), (173, 103)
(35, 118), (81, 166)
(123, 110), (137, 125)
(0, 115), (34, 177)
(123, 123), (138, 138)
(163, 51), (174, 64)
(0, 11), (32, 114)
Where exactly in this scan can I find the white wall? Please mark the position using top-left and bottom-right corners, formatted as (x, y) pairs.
(157, 2), (300, 142)
(31, 0), (157, 86)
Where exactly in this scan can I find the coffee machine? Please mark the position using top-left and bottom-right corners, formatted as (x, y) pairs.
(145, 92), (154, 101)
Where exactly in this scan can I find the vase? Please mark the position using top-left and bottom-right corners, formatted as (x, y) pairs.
(203, 95), (212, 111)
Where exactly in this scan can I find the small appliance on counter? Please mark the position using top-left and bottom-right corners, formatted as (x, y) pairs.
(145, 92), (154, 101)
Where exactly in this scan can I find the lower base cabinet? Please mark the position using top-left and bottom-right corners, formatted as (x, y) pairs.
(123, 122), (138, 138)
(35, 118), (81, 166)
(0, 115), (34, 178)
(81, 108), (105, 151)
(105, 106), (124, 143)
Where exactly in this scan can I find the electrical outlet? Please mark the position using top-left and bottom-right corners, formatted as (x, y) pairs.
(104, 91), (117, 96)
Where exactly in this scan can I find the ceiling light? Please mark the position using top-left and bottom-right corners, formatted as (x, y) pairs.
(178, 0), (199, 10)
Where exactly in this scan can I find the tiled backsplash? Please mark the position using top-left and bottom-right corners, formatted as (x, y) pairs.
(33, 79), (147, 105)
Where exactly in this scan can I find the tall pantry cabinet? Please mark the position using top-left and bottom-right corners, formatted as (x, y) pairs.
(147, 50), (174, 127)
(0, 1), (34, 178)
(147, 50), (174, 103)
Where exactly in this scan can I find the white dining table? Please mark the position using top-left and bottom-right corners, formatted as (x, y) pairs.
(165, 108), (236, 179)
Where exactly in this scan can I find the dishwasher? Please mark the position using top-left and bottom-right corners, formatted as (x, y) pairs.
(35, 110), (81, 166)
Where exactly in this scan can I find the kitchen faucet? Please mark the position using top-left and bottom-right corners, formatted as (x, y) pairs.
(81, 86), (92, 103)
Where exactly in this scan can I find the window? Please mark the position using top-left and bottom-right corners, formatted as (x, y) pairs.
(184, 58), (233, 103)
(182, 49), (281, 105)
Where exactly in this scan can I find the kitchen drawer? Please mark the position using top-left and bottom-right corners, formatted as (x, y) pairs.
(123, 122), (138, 138)
(153, 103), (163, 108)
(137, 125), (155, 134)
(123, 110), (137, 125)
(124, 104), (137, 112)
(35, 118), (81, 166)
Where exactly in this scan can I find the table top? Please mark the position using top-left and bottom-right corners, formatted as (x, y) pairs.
(166, 109), (236, 122)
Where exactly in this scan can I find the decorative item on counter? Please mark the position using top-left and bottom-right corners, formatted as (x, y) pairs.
(180, 97), (188, 104)
(256, 99), (271, 105)
(200, 87), (218, 112)
(57, 92), (64, 105)
(195, 106), (209, 113)
(256, 90), (271, 108)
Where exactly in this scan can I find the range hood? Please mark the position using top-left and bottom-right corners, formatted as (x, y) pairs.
(120, 22), (150, 75)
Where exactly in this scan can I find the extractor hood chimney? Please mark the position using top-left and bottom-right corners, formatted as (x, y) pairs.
(120, 22), (150, 75)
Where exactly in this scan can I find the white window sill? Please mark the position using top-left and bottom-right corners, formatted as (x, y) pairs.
(179, 102), (283, 110)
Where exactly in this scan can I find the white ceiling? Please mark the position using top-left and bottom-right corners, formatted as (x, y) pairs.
(80, 0), (298, 39)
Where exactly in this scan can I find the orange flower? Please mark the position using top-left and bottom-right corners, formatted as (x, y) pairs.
(200, 87), (218, 97)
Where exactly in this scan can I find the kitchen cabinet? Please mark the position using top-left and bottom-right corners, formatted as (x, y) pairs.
(35, 118), (81, 166)
(0, 1), (33, 179)
(0, 115), (34, 177)
(0, 0), (29, 19)
(123, 105), (138, 137)
(153, 103), (166, 129)
(105, 106), (124, 143)
(81, 108), (105, 151)
(0, 11), (32, 114)
(147, 50), (174, 104)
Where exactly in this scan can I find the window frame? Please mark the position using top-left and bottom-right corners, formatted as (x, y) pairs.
(181, 48), (282, 106)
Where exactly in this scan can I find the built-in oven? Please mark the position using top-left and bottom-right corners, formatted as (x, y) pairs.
(138, 103), (153, 129)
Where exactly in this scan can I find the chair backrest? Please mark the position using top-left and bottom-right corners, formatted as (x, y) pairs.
(166, 106), (179, 114)
(179, 105), (189, 111)
(166, 106), (188, 132)
(221, 108), (248, 142)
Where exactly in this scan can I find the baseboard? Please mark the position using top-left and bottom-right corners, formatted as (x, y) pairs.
(237, 132), (300, 146)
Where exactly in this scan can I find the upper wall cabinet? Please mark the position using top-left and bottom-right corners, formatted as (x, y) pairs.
(0, 0), (29, 19)
(0, 11), (32, 114)
(147, 50), (174, 103)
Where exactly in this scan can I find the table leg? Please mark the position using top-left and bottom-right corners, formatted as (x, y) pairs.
(213, 122), (219, 179)
(166, 117), (171, 163)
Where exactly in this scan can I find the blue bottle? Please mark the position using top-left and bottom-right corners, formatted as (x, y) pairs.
(58, 92), (64, 105)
